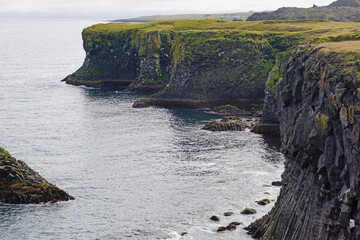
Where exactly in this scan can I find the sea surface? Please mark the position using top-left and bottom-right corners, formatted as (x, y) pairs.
(0, 18), (285, 240)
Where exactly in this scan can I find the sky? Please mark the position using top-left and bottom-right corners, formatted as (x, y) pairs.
(0, 0), (336, 18)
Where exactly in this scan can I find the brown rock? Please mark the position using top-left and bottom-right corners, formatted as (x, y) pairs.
(202, 117), (243, 131)
(217, 226), (227, 232)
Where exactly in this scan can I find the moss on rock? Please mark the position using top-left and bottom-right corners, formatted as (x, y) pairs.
(0, 147), (74, 204)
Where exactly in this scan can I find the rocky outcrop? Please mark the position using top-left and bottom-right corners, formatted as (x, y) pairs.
(246, 42), (360, 239)
(63, 28), (172, 92)
(0, 147), (74, 204)
(202, 117), (244, 131)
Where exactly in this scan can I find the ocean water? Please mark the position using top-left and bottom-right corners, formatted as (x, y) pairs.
(0, 18), (284, 240)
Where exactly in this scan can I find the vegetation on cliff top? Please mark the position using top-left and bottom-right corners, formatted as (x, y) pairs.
(84, 19), (360, 36)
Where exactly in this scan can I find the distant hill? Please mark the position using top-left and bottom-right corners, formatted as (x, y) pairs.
(247, 0), (360, 22)
(113, 12), (254, 22)
(329, 0), (360, 7)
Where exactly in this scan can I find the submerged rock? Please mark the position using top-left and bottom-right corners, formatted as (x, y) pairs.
(0, 147), (74, 204)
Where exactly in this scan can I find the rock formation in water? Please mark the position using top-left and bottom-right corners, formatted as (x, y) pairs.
(246, 41), (360, 239)
(202, 116), (244, 131)
(0, 147), (74, 204)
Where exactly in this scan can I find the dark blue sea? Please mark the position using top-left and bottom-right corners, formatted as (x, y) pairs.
(0, 18), (284, 240)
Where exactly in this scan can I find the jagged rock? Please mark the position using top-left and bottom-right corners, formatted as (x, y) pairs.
(0, 147), (74, 204)
(210, 215), (220, 221)
(224, 211), (234, 216)
(241, 208), (257, 214)
(247, 43), (360, 239)
(202, 117), (244, 131)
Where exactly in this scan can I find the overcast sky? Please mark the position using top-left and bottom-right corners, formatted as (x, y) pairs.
(0, 0), (336, 18)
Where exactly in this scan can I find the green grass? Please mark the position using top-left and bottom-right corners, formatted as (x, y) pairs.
(84, 19), (360, 38)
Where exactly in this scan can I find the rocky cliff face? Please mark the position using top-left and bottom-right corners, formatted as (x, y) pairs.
(247, 41), (360, 239)
(64, 20), (315, 101)
(0, 147), (74, 204)
(63, 28), (172, 92)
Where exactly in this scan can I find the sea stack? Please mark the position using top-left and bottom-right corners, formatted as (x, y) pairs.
(0, 147), (74, 204)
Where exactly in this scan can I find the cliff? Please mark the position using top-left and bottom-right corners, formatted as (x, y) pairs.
(0, 147), (74, 204)
(64, 19), (360, 107)
(247, 0), (360, 22)
(246, 41), (360, 239)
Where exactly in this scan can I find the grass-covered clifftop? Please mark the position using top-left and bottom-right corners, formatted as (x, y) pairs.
(64, 19), (360, 105)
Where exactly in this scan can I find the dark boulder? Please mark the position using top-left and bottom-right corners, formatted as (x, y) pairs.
(210, 215), (220, 221)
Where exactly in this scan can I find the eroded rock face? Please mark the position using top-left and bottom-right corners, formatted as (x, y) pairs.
(247, 44), (360, 239)
(0, 147), (74, 204)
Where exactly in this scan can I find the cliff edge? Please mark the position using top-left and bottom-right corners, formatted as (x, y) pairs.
(247, 41), (360, 239)
(64, 19), (360, 109)
(0, 147), (74, 204)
